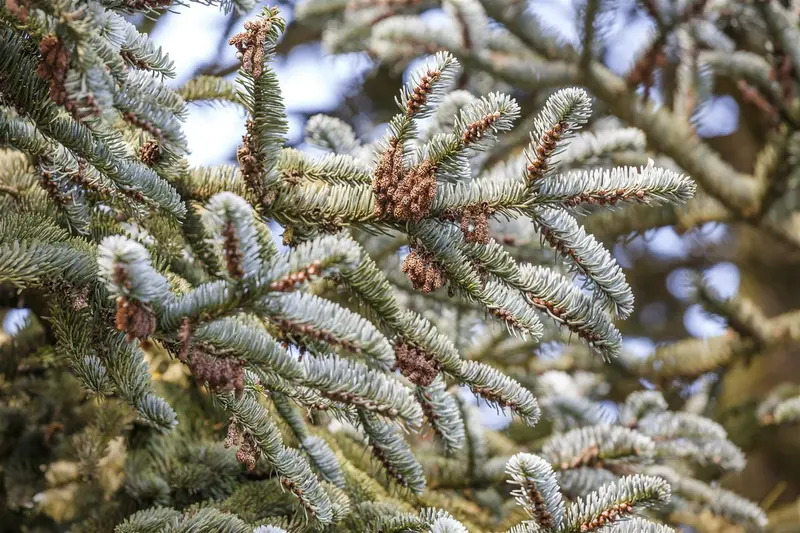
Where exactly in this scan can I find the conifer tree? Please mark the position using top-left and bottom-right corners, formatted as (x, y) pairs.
(0, 0), (795, 532)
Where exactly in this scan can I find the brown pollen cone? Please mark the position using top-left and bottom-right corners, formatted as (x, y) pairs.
(392, 159), (436, 223)
(459, 204), (490, 244)
(401, 246), (445, 293)
(393, 341), (439, 386)
(138, 140), (161, 166)
(187, 350), (245, 398)
(115, 297), (157, 341)
(229, 19), (273, 78)
(36, 34), (70, 106)
(371, 140), (405, 219)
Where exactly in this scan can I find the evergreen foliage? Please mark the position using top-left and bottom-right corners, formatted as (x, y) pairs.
(1, 0), (795, 532)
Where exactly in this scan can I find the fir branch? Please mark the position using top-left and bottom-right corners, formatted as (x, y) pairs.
(458, 359), (541, 426)
(119, 23), (176, 78)
(217, 375), (334, 525)
(257, 291), (395, 371)
(368, 15), (460, 66)
(506, 453), (565, 530)
(98, 235), (170, 303)
(635, 411), (727, 442)
(415, 376), (466, 453)
(192, 317), (305, 381)
(421, 507), (470, 533)
(115, 507), (182, 533)
(395, 51), (461, 122)
(359, 411), (427, 494)
(0, 239), (96, 288)
(772, 396), (800, 425)
(0, 109), (185, 218)
(597, 517), (675, 533)
(49, 302), (115, 397)
(104, 332), (177, 431)
(159, 233), (361, 329)
(270, 180), (375, 228)
(525, 88), (592, 184)
(541, 425), (654, 472)
(202, 192), (263, 280)
(519, 265), (622, 359)
(302, 353), (423, 427)
(258, 370), (358, 424)
(231, 7), (288, 197)
(636, 411), (745, 471)
(553, 128), (645, 173)
(372, 52), (462, 202)
(531, 206), (634, 319)
(279, 148), (372, 186)
(474, 1), (761, 217)
(561, 475), (671, 533)
(414, 92), (520, 185)
(270, 392), (346, 487)
(410, 219), (544, 338)
(175, 165), (248, 202)
(534, 159), (696, 211)
(394, 311), (464, 375)
(254, 526), (290, 533)
(453, 92), (521, 155)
